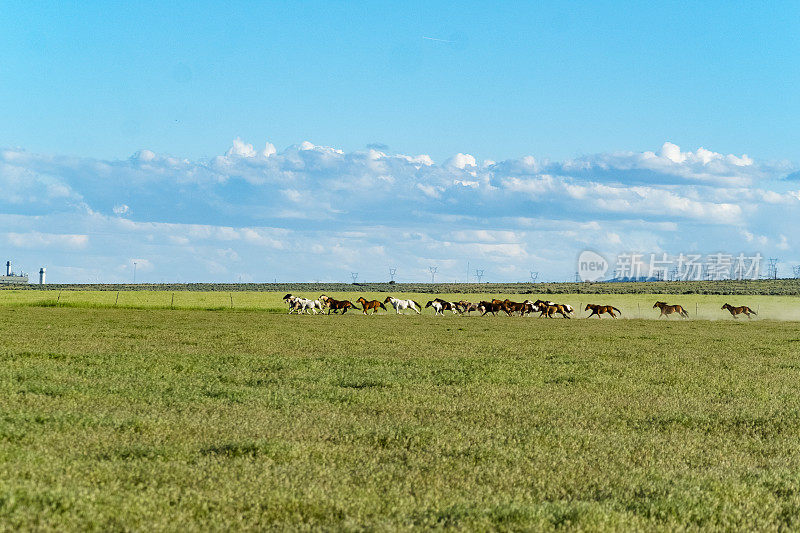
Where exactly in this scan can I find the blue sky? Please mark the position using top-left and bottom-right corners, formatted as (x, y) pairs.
(1, 2), (799, 282)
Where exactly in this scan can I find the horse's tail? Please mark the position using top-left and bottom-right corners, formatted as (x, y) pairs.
(750, 307), (757, 315)
(681, 306), (689, 318)
(413, 300), (421, 311)
(612, 307), (622, 315)
(380, 303), (386, 310)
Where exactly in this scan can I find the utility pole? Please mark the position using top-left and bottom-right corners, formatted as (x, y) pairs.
(351, 272), (359, 284)
(767, 258), (779, 280)
(389, 267), (397, 282)
(475, 269), (484, 283)
(133, 261), (137, 284)
(428, 266), (438, 283)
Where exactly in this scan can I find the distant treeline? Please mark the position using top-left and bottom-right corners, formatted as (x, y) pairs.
(4, 279), (800, 295)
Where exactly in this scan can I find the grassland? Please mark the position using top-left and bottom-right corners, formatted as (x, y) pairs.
(2, 289), (800, 320)
(3, 292), (800, 530)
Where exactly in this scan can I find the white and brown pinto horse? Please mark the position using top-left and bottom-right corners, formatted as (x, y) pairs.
(384, 296), (422, 314)
(426, 298), (458, 316)
(283, 294), (324, 314)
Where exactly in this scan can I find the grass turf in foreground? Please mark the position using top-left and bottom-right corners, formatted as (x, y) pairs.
(2, 307), (800, 530)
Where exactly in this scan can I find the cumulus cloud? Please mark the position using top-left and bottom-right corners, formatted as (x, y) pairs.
(0, 139), (797, 282)
(6, 232), (89, 250)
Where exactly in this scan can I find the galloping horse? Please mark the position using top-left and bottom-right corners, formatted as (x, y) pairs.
(284, 295), (324, 314)
(477, 301), (503, 316)
(357, 297), (386, 314)
(585, 304), (622, 318)
(501, 299), (528, 316)
(722, 303), (757, 319)
(534, 300), (572, 318)
(653, 301), (689, 319)
(522, 300), (541, 315)
(426, 298), (457, 316)
(319, 295), (358, 314)
(456, 300), (479, 315)
(384, 296), (422, 314)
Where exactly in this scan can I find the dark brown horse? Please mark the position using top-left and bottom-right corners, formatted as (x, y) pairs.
(357, 297), (386, 314)
(319, 295), (358, 314)
(722, 303), (757, 319)
(478, 301), (503, 316)
(653, 301), (689, 319)
(585, 304), (622, 318)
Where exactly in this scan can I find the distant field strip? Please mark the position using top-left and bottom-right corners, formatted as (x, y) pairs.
(2, 290), (800, 320)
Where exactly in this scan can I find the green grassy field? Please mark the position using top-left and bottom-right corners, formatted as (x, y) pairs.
(2, 289), (800, 320)
(3, 293), (800, 530)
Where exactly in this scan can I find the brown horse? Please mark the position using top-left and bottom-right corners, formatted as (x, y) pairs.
(319, 295), (358, 314)
(521, 300), (540, 315)
(585, 304), (622, 318)
(534, 300), (572, 318)
(653, 301), (689, 319)
(501, 299), (527, 316)
(722, 303), (757, 319)
(456, 300), (479, 315)
(357, 297), (386, 314)
(478, 301), (503, 316)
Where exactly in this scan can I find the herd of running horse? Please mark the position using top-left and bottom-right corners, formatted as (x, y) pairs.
(282, 294), (758, 319)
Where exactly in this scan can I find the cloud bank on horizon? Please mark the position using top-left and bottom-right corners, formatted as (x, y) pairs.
(1, 140), (798, 283)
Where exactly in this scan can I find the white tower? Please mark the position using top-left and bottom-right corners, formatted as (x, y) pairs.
(39, 267), (46, 285)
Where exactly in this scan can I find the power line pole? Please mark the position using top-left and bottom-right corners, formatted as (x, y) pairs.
(529, 270), (538, 283)
(767, 258), (779, 280)
(351, 272), (359, 284)
(133, 261), (137, 284)
(475, 269), (484, 283)
(388, 267), (397, 282)
(428, 266), (438, 283)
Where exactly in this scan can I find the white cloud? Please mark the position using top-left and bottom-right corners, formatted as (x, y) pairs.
(445, 153), (477, 169)
(6, 232), (88, 250)
(0, 140), (796, 282)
